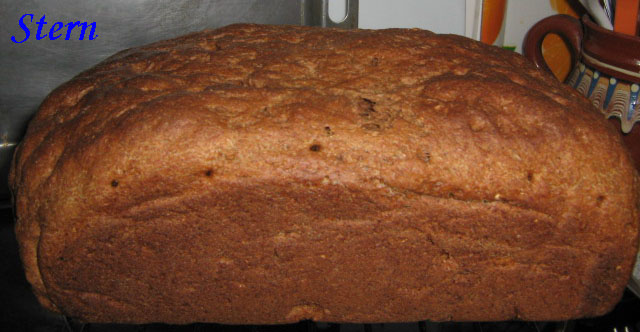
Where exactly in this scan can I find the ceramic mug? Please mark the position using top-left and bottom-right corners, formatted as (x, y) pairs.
(523, 14), (640, 170)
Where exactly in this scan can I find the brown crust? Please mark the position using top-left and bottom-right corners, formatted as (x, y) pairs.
(9, 24), (640, 324)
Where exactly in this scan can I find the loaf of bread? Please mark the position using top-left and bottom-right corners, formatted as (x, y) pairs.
(9, 24), (640, 324)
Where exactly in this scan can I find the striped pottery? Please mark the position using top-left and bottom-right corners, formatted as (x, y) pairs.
(566, 62), (640, 133)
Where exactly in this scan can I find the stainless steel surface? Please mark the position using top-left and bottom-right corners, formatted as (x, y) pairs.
(631, 281), (640, 299)
(301, 0), (359, 28)
(1, 0), (338, 201)
(630, 257), (640, 298)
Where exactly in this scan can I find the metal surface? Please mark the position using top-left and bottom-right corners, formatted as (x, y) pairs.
(630, 258), (640, 298)
(0, 0), (354, 202)
(301, 0), (359, 28)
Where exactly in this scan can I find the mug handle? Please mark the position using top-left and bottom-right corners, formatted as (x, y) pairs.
(523, 14), (583, 78)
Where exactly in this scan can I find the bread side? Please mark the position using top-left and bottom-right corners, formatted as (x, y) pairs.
(9, 24), (639, 324)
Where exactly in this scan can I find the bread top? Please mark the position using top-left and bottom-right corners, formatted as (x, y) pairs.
(9, 24), (639, 313)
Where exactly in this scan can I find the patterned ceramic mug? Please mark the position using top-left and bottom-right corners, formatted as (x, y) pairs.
(523, 14), (640, 170)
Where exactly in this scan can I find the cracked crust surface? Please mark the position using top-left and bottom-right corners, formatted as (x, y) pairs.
(9, 24), (640, 324)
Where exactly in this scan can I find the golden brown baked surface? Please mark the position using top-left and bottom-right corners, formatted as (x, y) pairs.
(9, 24), (640, 324)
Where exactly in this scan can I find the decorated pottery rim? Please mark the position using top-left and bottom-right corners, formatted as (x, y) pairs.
(567, 61), (640, 133)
